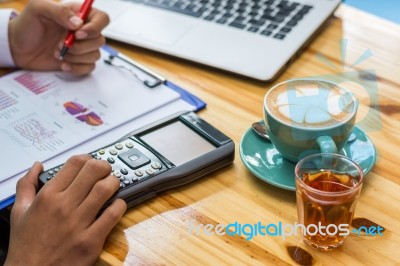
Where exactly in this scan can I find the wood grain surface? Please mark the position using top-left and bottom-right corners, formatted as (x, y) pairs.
(1, 1), (399, 265)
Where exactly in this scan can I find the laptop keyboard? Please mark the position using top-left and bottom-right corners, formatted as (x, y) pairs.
(126, 0), (313, 40)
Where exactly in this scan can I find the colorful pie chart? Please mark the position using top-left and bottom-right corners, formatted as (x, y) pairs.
(63, 101), (103, 126)
(64, 101), (87, 115)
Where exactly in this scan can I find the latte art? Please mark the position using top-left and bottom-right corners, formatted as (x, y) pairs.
(266, 80), (356, 128)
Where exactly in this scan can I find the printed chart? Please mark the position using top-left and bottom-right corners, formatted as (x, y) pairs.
(14, 72), (58, 95)
(0, 90), (17, 110)
(64, 101), (104, 126)
(13, 117), (58, 148)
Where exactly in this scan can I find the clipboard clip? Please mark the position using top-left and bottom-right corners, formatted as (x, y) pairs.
(104, 52), (165, 88)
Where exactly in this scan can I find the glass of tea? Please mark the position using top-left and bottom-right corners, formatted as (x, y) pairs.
(295, 153), (364, 251)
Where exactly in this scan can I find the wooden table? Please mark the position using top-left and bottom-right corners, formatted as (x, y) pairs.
(1, 1), (400, 265)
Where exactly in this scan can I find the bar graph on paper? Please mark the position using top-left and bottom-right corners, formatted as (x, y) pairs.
(0, 90), (17, 110)
(14, 72), (57, 95)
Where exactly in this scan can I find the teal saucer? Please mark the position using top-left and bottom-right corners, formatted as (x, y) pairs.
(239, 125), (376, 191)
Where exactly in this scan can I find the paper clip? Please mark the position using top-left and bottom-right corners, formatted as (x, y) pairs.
(104, 51), (165, 88)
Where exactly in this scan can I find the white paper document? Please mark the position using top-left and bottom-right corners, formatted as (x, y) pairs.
(0, 52), (195, 203)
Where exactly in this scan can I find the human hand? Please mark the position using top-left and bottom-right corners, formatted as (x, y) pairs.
(5, 155), (127, 265)
(8, 0), (109, 75)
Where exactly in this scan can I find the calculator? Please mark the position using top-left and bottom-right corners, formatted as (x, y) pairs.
(39, 111), (235, 208)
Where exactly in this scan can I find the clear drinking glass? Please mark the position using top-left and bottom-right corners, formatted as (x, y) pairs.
(295, 153), (364, 251)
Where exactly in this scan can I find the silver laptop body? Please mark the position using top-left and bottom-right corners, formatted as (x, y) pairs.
(95, 0), (341, 81)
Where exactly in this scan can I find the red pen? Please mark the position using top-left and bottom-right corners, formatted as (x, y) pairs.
(59, 0), (95, 60)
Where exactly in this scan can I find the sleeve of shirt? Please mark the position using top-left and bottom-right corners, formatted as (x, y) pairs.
(0, 9), (17, 67)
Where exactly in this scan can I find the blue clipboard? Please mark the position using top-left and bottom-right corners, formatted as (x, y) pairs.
(102, 45), (206, 111)
(0, 196), (14, 210)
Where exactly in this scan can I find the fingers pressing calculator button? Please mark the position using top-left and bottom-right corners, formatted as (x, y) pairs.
(113, 172), (121, 178)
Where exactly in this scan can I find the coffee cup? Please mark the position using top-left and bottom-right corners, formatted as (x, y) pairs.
(263, 79), (358, 163)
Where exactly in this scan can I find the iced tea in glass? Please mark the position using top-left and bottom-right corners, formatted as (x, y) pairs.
(295, 153), (364, 251)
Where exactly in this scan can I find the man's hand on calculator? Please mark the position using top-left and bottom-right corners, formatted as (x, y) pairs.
(5, 155), (126, 265)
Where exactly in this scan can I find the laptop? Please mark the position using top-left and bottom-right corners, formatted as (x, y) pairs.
(94, 0), (341, 81)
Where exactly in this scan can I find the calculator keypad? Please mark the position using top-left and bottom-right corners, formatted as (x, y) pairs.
(43, 138), (166, 190)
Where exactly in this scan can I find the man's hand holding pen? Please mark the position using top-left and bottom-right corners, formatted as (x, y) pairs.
(8, 0), (109, 76)
(59, 0), (95, 60)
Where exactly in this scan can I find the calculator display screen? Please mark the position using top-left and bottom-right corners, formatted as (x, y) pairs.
(140, 121), (216, 166)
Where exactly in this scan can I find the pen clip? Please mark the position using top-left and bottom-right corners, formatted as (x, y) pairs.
(104, 53), (165, 88)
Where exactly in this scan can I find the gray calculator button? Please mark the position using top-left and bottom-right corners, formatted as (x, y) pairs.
(107, 157), (115, 164)
(119, 183), (125, 188)
(54, 168), (60, 172)
(151, 162), (161, 169)
(134, 170), (143, 177)
(91, 152), (97, 157)
(123, 180), (130, 185)
(48, 170), (54, 175)
(115, 143), (123, 150)
(126, 142), (134, 149)
(118, 149), (150, 170)
(99, 149), (105, 155)
(119, 176), (126, 181)
(145, 169), (155, 175)
(95, 156), (101, 160)
(120, 168), (129, 175)
(109, 149), (118, 155)
(113, 172), (121, 178)
(46, 176), (52, 181)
